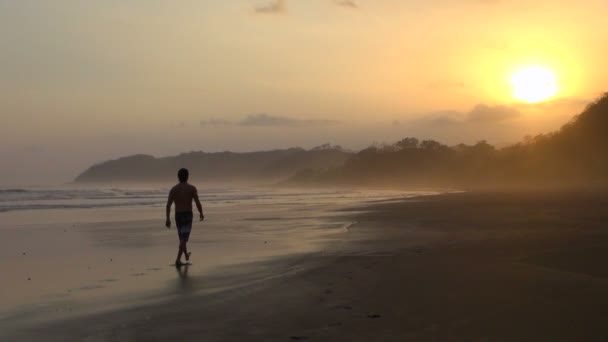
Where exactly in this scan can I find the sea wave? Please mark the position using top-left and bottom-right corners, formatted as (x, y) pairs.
(0, 189), (28, 193)
(0, 201), (163, 213)
(0, 187), (424, 214)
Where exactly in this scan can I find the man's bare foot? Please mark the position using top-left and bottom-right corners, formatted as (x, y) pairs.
(186, 252), (192, 261)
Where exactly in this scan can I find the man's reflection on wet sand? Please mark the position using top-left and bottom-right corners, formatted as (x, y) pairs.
(174, 264), (193, 294)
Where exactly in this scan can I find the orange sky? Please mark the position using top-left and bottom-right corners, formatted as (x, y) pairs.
(1, 0), (606, 184)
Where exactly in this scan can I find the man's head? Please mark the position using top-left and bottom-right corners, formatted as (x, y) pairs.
(177, 168), (189, 183)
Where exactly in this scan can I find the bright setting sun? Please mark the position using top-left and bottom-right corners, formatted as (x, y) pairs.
(510, 66), (558, 103)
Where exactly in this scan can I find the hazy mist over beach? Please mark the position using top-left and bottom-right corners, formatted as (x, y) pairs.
(5, 2), (608, 341)
(2, 1), (607, 185)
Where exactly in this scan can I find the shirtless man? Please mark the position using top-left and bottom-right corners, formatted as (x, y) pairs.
(165, 168), (204, 266)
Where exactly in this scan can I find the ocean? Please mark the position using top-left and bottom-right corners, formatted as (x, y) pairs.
(0, 186), (428, 214)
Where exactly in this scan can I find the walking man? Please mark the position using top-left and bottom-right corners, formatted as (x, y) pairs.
(166, 168), (204, 266)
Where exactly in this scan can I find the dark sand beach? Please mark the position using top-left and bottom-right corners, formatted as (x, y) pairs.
(5, 190), (608, 341)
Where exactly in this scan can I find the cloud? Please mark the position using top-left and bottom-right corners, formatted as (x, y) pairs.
(334, 0), (358, 8)
(467, 104), (521, 122)
(421, 104), (521, 126)
(200, 114), (339, 127)
(253, 0), (286, 14)
(422, 110), (465, 126)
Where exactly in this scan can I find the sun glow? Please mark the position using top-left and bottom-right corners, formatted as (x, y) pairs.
(510, 66), (558, 103)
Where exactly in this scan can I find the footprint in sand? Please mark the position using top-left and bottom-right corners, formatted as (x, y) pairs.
(331, 304), (352, 311)
(130, 272), (146, 277)
(78, 285), (105, 291)
(146, 267), (163, 271)
(99, 278), (118, 283)
(367, 314), (381, 319)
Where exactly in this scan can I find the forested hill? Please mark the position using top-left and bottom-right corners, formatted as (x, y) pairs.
(74, 145), (352, 184)
(76, 93), (608, 188)
(290, 93), (608, 188)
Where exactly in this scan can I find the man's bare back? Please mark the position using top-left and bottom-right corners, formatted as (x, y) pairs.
(169, 183), (199, 213)
(166, 182), (204, 225)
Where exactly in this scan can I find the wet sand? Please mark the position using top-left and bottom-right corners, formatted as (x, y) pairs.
(5, 190), (608, 341)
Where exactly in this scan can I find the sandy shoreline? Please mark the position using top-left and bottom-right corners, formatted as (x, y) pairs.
(4, 190), (608, 341)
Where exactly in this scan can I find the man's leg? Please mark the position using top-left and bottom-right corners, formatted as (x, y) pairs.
(175, 239), (185, 265)
(184, 242), (191, 261)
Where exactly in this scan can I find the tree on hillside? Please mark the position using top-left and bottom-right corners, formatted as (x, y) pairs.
(395, 137), (419, 149)
(288, 93), (608, 187)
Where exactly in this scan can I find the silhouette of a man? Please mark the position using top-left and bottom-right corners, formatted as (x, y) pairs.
(166, 168), (204, 266)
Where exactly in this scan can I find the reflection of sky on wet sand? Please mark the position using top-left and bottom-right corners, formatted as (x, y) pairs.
(0, 188), (435, 327)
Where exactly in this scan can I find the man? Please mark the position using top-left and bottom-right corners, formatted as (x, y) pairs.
(166, 168), (204, 266)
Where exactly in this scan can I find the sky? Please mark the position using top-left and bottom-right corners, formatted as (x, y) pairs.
(1, 0), (607, 185)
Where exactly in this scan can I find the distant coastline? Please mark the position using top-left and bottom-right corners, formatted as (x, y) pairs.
(75, 94), (608, 190)
(74, 146), (352, 185)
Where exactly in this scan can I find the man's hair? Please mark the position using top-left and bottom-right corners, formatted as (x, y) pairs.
(177, 168), (189, 183)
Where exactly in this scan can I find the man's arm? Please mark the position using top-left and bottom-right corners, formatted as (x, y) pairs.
(165, 189), (174, 228)
(194, 187), (204, 221)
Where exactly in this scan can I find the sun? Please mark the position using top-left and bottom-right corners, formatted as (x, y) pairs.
(510, 66), (558, 103)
